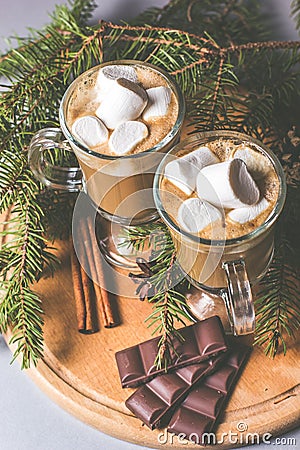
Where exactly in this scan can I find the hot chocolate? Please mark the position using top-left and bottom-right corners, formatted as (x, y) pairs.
(67, 65), (179, 156)
(61, 61), (183, 220)
(154, 132), (285, 291)
(160, 137), (280, 240)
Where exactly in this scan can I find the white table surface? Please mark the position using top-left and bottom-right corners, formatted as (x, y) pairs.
(0, 1), (299, 449)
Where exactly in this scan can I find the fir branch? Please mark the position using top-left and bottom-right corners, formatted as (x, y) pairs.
(148, 253), (188, 371)
(127, 222), (190, 369)
(0, 1), (101, 367)
(255, 239), (300, 357)
(131, 0), (268, 45)
(37, 190), (78, 241)
(255, 158), (299, 357)
(97, 21), (300, 134)
(0, 185), (58, 368)
(52, 0), (96, 27)
(291, 0), (300, 34)
(226, 39), (300, 53)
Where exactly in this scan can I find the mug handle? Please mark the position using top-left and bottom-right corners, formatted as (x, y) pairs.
(222, 259), (255, 335)
(28, 127), (82, 192)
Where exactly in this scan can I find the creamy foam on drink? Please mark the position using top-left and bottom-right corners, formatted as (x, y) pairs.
(66, 64), (179, 156)
(63, 62), (182, 220)
(161, 138), (280, 240)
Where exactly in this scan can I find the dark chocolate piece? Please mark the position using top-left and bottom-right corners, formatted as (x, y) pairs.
(115, 316), (227, 388)
(167, 345), (252, 444)
(125, 353), (226, 429)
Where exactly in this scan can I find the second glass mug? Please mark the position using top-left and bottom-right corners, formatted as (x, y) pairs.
(28, 60), (185, 268)
(153, 131), (286, 335)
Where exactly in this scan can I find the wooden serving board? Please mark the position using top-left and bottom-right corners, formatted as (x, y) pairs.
(3, 238), (299, 449)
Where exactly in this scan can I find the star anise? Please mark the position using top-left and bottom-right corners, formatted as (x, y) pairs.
(129, 257), (158, 301)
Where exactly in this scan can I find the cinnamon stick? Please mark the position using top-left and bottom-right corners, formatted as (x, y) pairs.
(70, 243), (98, 334)
(82, 216), (119, 328)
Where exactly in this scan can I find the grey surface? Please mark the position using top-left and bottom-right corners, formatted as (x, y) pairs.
(0, 0), (299, 52)
(0, 0), (168, 53)
(0, 1), (299, 449)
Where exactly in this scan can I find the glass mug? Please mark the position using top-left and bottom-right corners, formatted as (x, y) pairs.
(28, 60), (185, 267)
(153, 131), (286, 335)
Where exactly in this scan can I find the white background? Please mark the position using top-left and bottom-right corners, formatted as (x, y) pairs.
(0, 1), (299, 449)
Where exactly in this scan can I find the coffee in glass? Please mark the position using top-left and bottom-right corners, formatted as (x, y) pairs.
(28, 60), (185, 268)
(153, 131), (286, 335)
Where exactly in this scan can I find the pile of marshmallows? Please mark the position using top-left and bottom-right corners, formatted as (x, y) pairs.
(164, 145), (272, 233)
(72, 65), (172, 155)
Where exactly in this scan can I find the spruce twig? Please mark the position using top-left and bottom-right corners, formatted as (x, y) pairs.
(127, 222), (190, 368)
(255, 240), (300, 357)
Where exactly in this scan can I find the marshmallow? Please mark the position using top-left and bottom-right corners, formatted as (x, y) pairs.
(96, 78), (148, 129)
(231, 145), (272, 180)
(142, 86), (171, 120)
(227, 197), (270, 224)
(95, 65), (138, 100)
(197, 159), (260, 209)
(71, 115), (108, 148)
(177, 197), (222, 234)
(164, 147), (219, 196)
(109, 121), (148, 155)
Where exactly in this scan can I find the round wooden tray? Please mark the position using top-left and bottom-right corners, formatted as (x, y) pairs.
(5, 238), (299, 449)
